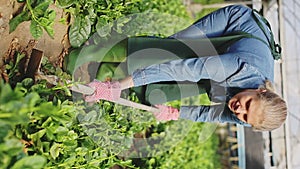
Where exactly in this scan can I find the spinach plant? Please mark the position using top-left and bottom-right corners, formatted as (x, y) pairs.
(9, 0), (56, 39)
(10, 0), (190, 46)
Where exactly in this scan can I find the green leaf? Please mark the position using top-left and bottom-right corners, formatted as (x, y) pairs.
(45, 127), (56, 140)
(5, 64), (13, 70)
(82, 110), (97, 122)
(11, 156), (46, 169)
(50, 142), (60, 160)
(21, 78), (34, 88)
(0, 138), (23, 156)
(96, 17), (112, 37)
(15, 126), (23, 138)
(47, 10), (56, 22)
(115, 17), (131, 34)
(33, 0), (51, 17)
(44, 24), (54, 38)
(0, 83), (14, 104)
(39, 17), (51, 26)
(9, 11), (31, 33)
(57, 0), (74, 8)
(24, 92), (40, 108)
(69, 16), (91, 47)
(55, 126), (68, 134)
(87, 7), (97, 25)
(37, 10), (55, 38)
(8, 53), (26, 78)
(30, 20), (43, 39)
(29, 129), (46, 140)
(0, 123), (10, 141)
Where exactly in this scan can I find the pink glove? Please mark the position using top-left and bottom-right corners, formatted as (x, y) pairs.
(85, 80), (121, 102)
(153, 104), (180, 121)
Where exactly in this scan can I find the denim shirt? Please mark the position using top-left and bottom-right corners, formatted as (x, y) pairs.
(132, 46), (272, 126)
(131, 5), (275, 126)
(178, 54), (270, 126)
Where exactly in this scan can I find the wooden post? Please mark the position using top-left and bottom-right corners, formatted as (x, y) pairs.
(25, 49), (43, 79)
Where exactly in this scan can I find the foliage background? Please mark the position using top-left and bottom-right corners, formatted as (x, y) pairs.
(1, 0), (223, 168)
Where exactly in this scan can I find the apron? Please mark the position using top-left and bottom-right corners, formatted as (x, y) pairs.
(64, 10), (281, 105)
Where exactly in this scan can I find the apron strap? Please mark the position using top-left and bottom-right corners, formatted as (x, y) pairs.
(252, 9), (282, 60)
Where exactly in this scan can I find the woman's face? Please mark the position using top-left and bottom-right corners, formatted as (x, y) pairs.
(228, 89), (266, 125)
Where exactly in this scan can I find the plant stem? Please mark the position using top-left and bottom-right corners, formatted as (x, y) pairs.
(26, 0), (38, 23)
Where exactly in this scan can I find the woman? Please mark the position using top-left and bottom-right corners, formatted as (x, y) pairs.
(85, 5), (287, 131)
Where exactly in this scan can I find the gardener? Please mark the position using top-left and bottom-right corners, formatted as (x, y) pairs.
(85, 5), (287, 131)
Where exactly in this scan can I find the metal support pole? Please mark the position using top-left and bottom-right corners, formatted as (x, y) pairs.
(277, 0), (291, 168)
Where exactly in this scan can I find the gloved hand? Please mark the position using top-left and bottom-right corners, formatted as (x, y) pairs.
(153, 104), (180, 121)
(85, 80), (121, 102)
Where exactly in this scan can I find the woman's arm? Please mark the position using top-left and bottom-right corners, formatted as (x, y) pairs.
(180, 104), (250, 126)
(130, 53), (241, 87)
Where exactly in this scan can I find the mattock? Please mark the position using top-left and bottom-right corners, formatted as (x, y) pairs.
(37, 74), (159, 113)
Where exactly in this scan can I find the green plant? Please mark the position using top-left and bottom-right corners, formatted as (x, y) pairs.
(196, 8), (219, 19)
(1, 52), (221, 168)
(5, 52), (25, 81)
(192, 0), (224, 4)
(9, 0), (56, 39)
(62, 0), (190, 47)
(5, 0), (222, 168)
(9, 0), (190, 46)
(0, 73), (139, 169)
(1, 59), (221, 169)
(134, 122), (221, 169)
(1, 51), (140, 168)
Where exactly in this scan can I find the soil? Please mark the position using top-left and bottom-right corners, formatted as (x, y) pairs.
(0, 0), (69, 66)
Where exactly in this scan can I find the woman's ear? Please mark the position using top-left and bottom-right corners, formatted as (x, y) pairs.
(257, 88), (267, 93)
(264, 80), (274, 92)
(258, 80), (274, 92)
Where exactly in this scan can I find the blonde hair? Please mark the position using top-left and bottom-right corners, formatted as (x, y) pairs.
(252, 81), (287, 131)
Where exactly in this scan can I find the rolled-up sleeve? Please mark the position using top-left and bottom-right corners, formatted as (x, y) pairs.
(179, 104), (225, 122)
(132, 53), (241, 87)
(179, 104), (250, 126)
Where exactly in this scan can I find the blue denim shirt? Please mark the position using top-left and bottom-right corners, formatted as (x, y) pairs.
(131, 5), (275, 126)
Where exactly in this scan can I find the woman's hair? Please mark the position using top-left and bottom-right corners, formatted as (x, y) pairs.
(252, 80), (287, 131)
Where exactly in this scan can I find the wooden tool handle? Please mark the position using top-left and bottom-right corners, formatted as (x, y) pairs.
(116, 98), (159, 113)
(39, 75), (158, 113)
(71, 84), (95, 95)
(71, 85), (158, 113)
(70, 83), (159, 113)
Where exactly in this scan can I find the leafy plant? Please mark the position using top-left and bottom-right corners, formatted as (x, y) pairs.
(10, 0), (56, 39)
(5, 0), (222, 168)
(1, 53), (220, 168)
(142, 122), (221, 169)
(63, 0), (191, 47)
(10, 0), (190, 46)
(196, 8), (220, 19)
(0, 74), (138, 168)
(5, 52), (25, 80)
(192, 0), (224, 4)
